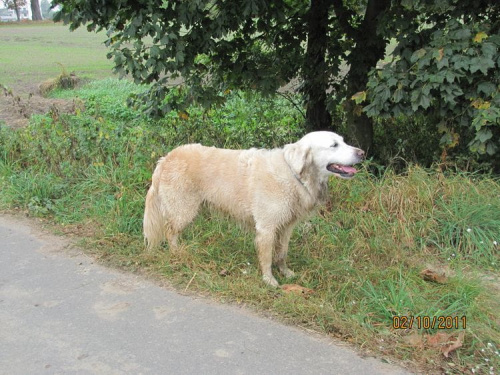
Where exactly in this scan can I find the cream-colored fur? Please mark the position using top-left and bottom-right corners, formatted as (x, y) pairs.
(144, 131), (364, 286)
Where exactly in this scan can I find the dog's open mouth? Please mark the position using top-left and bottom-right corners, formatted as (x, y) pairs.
(327, 164), (358, 178)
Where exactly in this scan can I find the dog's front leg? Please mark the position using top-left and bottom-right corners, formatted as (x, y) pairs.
(274, 223), (296, 278)
(255, 226), (279, 287)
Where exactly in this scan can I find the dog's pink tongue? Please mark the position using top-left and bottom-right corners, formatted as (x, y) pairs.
(340, 166), (357, 174)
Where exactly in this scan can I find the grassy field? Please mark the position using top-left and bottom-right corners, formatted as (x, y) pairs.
(1, 22), (499, 374)
(0, 21), (113, 89)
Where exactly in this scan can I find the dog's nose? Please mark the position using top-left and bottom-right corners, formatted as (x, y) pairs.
(357, 149), (365, 159)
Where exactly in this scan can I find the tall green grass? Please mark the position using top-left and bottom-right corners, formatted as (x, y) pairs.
(1, 78), (499, 374)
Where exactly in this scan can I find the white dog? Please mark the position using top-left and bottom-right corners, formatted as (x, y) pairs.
(144, 131), (364, 286)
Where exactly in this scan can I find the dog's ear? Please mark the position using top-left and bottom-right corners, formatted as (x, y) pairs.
(284, 143), (312, 176)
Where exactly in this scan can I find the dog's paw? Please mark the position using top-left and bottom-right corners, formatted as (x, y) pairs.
(262, 274), (279, 288)
(280, 268), (295, 278)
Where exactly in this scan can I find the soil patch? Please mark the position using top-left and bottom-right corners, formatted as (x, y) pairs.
(0, 81), (80, 128)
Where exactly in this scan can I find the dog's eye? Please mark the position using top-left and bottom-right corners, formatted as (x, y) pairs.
(330, 143), (338, 148)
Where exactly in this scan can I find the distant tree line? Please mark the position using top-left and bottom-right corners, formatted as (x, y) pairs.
(2, 0), (43, 20)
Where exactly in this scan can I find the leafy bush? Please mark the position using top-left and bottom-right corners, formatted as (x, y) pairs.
(364, 17), (500, 167)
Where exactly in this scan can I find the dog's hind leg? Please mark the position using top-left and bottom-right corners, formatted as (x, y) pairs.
(164, 192), (202, 253)
(274, 223), (296, 279)
(255, 224), (279, 287)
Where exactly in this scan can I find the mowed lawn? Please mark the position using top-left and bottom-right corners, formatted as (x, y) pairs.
(0, 22), (114, 89)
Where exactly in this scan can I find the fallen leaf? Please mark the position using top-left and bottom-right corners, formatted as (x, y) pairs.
(424, 331), (464, 357)
(281, 284), (314, 296)
(219, 269), (229, 277)
(420, 268), (447, 284)
(426, 332), (450, 347)
(442, 332), (464, 358)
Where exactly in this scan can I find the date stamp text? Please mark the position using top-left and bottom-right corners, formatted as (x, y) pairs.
(392, 315), (467, 330)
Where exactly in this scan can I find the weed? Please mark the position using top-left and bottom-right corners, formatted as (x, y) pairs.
(39, 63), (80, 97)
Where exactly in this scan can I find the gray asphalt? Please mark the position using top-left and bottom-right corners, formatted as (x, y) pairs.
(0, 214), (410, 375)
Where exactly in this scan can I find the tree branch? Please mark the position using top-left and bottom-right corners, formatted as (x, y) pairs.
(331, 0), (357, 38)
(276, 91), (306, 120)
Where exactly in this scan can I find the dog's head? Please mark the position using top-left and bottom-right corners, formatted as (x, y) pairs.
(284, 131), (365, 180)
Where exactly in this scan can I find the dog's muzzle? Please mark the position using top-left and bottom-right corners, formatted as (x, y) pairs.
(327, 148), (365, 178)
(327, 164), (358, 178)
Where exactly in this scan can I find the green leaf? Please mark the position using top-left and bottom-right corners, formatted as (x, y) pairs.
(176, 50), (184, 63)
(450, 28), (471, 41)
(477, 82), (496, 96)
(387, 77), (398, 87)
(445, 71), (456, 83)
(411, 90), (431, 111)
(363, 102), (379, 118)
(150, 45), (161, 58)
(486, 142), (498, 155)
(127, 24), (137, 37)
(477, 129), (492, 143)
(481, 42), (497, 58)
(419, 93), (431, 109)
(417, 54), (432, 69)
(378, 85), (391, 103)
(160, 0), (169, 10)
(410, 49), (427, 63)
(470, 56), (495, 74)
(453, 56), (470, 72)
(433, 48), (444, 61)
(392, 88), (404, 103)
(436, 57), (449, 70)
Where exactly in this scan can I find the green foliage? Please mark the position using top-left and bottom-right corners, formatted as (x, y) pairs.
(50, 0), (500, 167)
(358, 269), (480, 334)
(431, 185), (500, 268)
(53, 0), (300, 117)
(372, 114), (442, 169)
(1, 78), (304, 176)
(365, 1), (500, 159)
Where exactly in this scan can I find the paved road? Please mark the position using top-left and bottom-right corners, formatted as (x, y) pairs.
(0, 215), (410, 375)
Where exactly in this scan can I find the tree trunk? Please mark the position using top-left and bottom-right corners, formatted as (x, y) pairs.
(344, 0), (391, 152)
(31, 0), (43, 20)
(302, 0), (332, 132)
(13, 0), (21, 21)
(345, 100), (374, 153)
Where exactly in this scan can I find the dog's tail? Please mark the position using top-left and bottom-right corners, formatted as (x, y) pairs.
(143, 157), (167, 250)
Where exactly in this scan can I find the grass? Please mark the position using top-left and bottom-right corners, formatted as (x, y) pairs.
(0, 77), (499, 374)
(0, 21), (113, 89)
